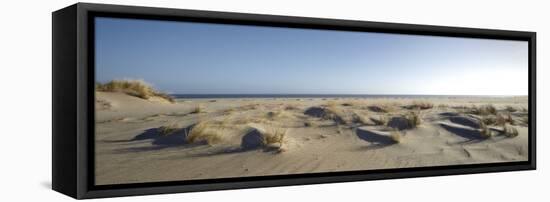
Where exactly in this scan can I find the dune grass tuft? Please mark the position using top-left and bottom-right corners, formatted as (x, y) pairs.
(266, 110), (294, 121)
(484, 112), (514, 126)
(262, 125), (287, 148)
(284, 104), (299, 110)
(495, 113), (507, 126)
(190, 104), (204, 114)
(186, 121), (223, 145)
(502, 124), (519, 138)
(482, 116), (497, 125)
(155, 93), (176, 103)
(479, 120), (492, 139)
(341, 103), (353, 107)
(408, 101), (434, 110)
(304, 120), (314, 127)
(96, 79), (174, 103)
(505, 106), (517, 112)
(370, 115), (388, 126)
(390, 129), (402, 143)
(368, 105), (391, 113)
(266, 111), (280, 120)
(437, 104), (449, 109)
(325, 105), (347, 124)
(340, 100), (364, 107)
(471, 104), (497, 116)
(405, 111), (422, 128)
(222, 108), (235, 115)
(304, 104), (347, 125)
(326, 100), (338, 108)
(240, 103), (259, 110)
(505, 113), (515, 125)
(351, 112), (372, 125)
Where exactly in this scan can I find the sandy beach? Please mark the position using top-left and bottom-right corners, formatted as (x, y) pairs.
(95, 91), (528, 185)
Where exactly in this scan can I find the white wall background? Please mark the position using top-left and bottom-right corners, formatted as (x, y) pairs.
(0, 0), (546, 201)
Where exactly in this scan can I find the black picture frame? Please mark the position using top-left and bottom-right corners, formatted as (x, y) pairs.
(52, 3), (536, 199)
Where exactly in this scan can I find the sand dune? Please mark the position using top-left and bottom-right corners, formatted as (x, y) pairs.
(95, 92), (528, 185)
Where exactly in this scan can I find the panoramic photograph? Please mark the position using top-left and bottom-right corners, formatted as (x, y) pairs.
(94, 17), (529, 185)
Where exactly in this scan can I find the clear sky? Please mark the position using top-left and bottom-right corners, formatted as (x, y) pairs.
(95, 17), (528, 95)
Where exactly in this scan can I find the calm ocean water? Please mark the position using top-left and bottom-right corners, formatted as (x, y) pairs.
(171, 94), (511, 99)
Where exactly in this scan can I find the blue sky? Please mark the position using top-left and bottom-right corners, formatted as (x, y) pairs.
(95, 17), (528, 95)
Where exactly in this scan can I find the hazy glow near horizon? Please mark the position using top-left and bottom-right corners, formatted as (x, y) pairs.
(95, 17), (528, 95)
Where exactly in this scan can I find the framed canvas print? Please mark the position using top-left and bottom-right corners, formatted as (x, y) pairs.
(52, 3), (536, 199)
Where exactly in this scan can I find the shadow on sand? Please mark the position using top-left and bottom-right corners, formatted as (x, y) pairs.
(438, 112), (460, 117)
(355, 127), (397, 149)
(439, 123), (491, 144)
(113, 125), (204, 153)
(448, 116), (480, 129)
(367, 106), (387, 113)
